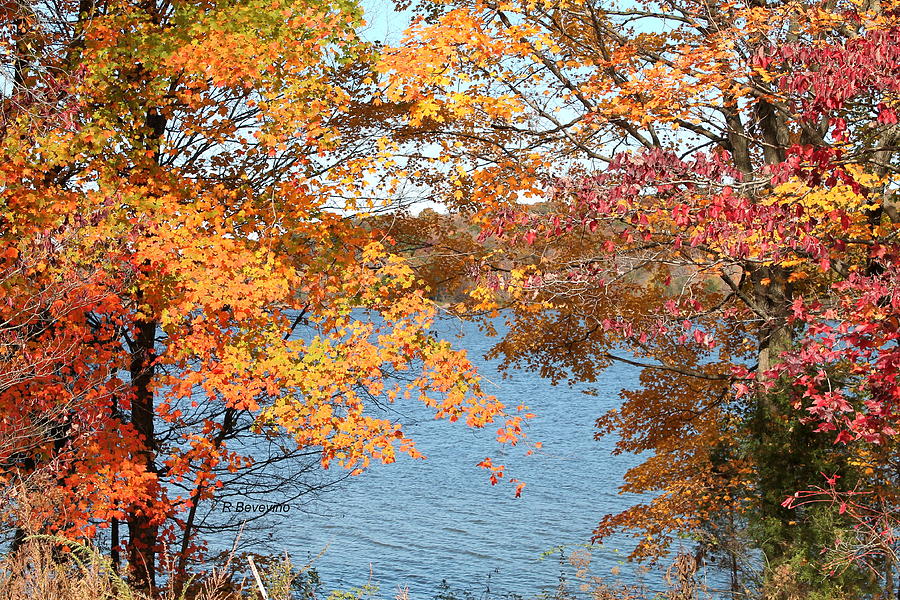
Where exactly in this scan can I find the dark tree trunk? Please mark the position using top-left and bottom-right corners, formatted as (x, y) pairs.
(127, 317), (158, 592)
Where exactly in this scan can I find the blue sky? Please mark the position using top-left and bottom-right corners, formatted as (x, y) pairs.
(359, 0), (414, 45)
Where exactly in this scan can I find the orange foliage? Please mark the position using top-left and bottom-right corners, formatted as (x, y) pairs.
(0, 0), (529, 587)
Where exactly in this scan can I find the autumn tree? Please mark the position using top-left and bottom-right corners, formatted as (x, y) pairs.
(379, 0), (900, 592)
(0, 216), (130, 525)
(0, 0), (532, 592)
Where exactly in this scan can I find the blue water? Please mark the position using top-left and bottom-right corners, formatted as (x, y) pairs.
(204, 316), (690, 597)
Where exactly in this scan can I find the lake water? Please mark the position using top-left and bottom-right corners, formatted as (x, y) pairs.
(205, 316), (699, 598)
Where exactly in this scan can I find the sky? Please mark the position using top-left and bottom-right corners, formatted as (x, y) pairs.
(359, 0), (414, 46)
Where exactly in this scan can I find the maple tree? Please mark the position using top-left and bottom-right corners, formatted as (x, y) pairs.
(0, 0), (533, 592)
(0, 218), (127, 516)
(379, 0), (900, 592)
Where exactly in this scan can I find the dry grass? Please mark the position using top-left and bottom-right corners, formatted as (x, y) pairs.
(0, 535), (705, 600)
(0, 538), (129, 600)
(0, 537), (250, 600)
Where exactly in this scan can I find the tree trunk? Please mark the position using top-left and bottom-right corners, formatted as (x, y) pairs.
(125, 24), (168, 583)
(127, 317), (158, 592)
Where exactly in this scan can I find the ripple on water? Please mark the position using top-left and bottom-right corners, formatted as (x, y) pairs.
(206, 317), (658, 598)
